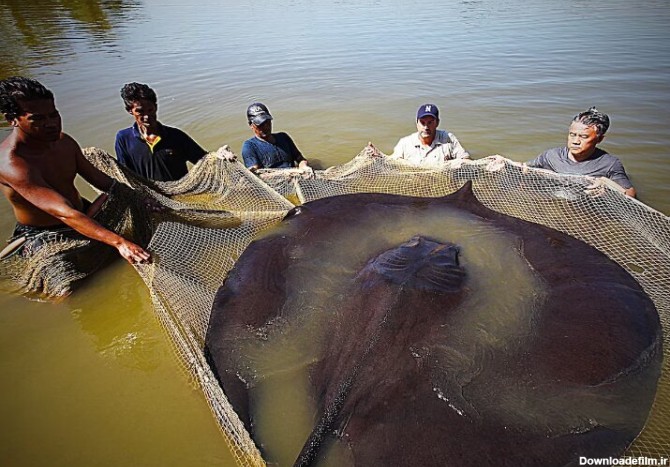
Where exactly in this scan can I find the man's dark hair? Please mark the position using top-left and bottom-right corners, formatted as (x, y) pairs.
(0, 76), (54, 121)
(573, 106), (610, 136)
(120, 82), (157, 111)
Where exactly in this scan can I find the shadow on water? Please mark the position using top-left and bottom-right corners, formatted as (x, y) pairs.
(0, 0), (143, 76)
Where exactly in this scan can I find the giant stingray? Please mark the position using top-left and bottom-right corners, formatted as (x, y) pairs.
(205, 182), (662, 467)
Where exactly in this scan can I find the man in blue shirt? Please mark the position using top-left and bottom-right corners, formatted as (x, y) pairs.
(115, 82), (207, 182)
(241, 103), (311, 175)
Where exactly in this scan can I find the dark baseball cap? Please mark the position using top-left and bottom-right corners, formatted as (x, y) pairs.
(417, 104), (439, 120)
(247, 102), (273, 125)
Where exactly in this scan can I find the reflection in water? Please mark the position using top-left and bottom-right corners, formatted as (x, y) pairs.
(0, 0), (143, 76)
(66, 260), (162, 372)
(0, 261), (237, 467)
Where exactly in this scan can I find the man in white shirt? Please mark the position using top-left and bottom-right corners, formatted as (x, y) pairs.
(391, 104), (470, 166)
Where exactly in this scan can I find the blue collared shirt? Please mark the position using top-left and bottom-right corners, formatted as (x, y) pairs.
(114, 122), (207, 181)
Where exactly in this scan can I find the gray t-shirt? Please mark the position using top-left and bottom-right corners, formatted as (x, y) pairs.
(526, 147), (633, 189)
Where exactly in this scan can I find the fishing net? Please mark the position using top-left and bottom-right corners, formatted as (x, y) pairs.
(1, 145), (668, 465)
(0, 177), (151, 298)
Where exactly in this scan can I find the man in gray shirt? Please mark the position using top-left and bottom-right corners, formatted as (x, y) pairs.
(527, 107), (636, 197)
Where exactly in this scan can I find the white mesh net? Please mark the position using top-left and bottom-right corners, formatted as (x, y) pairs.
(2, 145), (668, 465)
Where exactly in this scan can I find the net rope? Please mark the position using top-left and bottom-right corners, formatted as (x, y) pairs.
(1, 144), (668, 465)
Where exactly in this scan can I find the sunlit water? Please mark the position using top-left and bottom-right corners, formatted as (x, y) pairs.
(1, 0), (669, 465)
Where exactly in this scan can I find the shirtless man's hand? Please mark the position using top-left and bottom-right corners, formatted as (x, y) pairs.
(117, 238), (151, 264)
(0, 76), (152, 265)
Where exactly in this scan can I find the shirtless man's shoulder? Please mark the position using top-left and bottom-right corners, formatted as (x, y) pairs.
(0, 131), (83, 225)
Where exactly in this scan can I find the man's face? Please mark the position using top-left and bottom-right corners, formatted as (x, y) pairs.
(129, 99), (158, 132)
(13, 99), (62, 142)
(567, 121), (603, 160)
(251, 119), (272, 140)
(416, 116), (439, 142)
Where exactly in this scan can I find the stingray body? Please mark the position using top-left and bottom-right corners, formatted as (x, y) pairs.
(205, 183), (662, 467)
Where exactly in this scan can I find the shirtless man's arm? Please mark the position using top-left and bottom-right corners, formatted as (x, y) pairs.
(0, 76), (151, 264)
(0, 142), (150, 264)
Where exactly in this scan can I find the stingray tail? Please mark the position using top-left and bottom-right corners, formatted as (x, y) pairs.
(293, 287), (405, 467)
(293, 378), (352, 467)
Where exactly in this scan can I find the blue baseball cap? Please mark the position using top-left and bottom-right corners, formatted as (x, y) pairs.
(417, 104), (439, 120)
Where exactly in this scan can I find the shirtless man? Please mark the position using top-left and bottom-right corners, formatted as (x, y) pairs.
(0, 76), (150, 264)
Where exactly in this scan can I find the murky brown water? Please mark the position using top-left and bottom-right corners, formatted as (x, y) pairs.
(1, 0), (669, 465)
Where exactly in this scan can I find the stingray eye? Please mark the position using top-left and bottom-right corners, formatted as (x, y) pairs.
(285, 206), (306, 220)
(407, 236), (422, 246)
